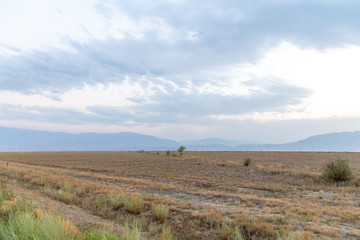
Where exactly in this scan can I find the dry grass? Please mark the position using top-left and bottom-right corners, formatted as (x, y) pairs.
(159, 226), (175, 240)
(151, 204), (169, 221)
(0, 151), (359, 239)
(122, 195), (145, 214)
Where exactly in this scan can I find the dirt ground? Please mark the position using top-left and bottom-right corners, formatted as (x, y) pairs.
(0, 151), (359, 239)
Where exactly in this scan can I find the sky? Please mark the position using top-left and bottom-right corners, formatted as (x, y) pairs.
(1, 0), (360, 143)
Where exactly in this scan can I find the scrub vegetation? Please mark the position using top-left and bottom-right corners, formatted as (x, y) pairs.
(322, 159), (353, 182)
(0, 151), (359, 239)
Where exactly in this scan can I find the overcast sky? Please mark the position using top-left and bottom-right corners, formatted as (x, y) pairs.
(1, 0), (360, 143)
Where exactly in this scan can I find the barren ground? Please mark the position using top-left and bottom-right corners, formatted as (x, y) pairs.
(0, 151), (359, 239)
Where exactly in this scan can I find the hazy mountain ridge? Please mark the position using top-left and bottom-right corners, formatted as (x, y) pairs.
(180, 138), (261, 147)
(0, 127), (178, 151)
(234, 131), (360, 151)
(0, 127), (359, 151)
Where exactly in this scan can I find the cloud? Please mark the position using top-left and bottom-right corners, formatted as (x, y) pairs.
(0, 75), (310, 126)
(1, 0), (360, 92)
(0, 1), (360, 141)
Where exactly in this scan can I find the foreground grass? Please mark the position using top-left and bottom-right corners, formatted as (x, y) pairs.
(0, 167), (254, 240)
(0, 167), (322, 240)
(0, 181), (144, 240)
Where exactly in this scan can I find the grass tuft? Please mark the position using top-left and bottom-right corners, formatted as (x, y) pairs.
(120, 221), (142, 240)
(122, 195), (144, 214)
(159, 225), (175, 240)
(95, 192), (123, 217)
(85, 228), (119, 240)
(151, 204), (169, 222)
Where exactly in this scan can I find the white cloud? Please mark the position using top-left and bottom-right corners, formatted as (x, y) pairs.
(2, 41), (360, 123)
(1, 1), (360, 141)
(218, 41), (360, 120)
(0, 78), (151, 112)
(0, 0), (180, 54)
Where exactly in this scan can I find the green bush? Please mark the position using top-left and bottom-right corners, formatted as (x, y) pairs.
(323, 159), (353, 182)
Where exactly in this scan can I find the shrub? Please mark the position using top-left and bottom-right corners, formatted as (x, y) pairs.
(323, 159), (353, 182)
(151, 204), (169, 221)
(122, 195), (144, 214)
(243, 158), (251, 167)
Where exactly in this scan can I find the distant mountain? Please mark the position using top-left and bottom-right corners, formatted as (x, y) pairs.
(180, 138), (260, 147)
(234, 131), (360, 151)
(0, 127), (359, 151)
(183, 144), (233, 151)
(0, 127), (178, 151)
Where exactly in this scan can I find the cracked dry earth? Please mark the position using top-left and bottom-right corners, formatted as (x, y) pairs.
(0, 151), (360, 239)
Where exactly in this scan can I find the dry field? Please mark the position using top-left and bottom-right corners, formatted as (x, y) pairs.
(0, 151), (359, 239)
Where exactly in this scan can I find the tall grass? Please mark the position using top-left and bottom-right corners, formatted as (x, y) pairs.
(159, 226), (175, 240)
(0, 212), (80, 240)
(85, 228), (120, 240)
(0, 180), (125, 240)
(120, 221), (142, 240)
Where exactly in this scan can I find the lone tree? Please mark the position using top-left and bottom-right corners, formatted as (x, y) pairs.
(177, 146), (186, 157)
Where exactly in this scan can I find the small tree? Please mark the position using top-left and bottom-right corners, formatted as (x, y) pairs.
(177, 146), (186, 157)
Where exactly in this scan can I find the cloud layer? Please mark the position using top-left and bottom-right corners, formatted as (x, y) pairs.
(0, 0), (360, 141)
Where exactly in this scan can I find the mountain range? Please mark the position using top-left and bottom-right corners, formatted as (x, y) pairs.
(0, 127), (359, 152)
